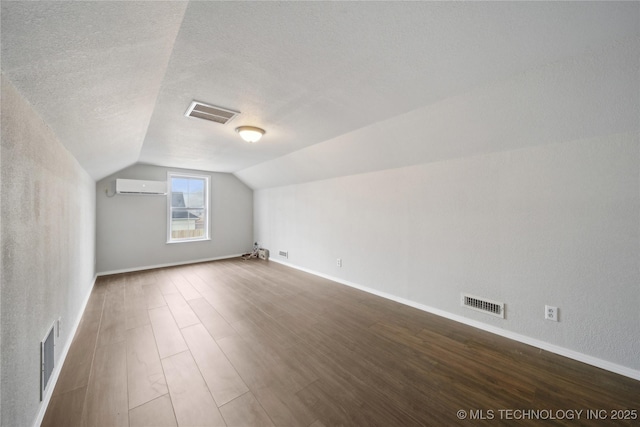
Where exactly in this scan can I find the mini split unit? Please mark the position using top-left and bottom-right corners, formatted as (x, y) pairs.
(115, 179), (167, 195)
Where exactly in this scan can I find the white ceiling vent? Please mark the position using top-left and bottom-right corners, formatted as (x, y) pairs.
(184, 101), (239, 125)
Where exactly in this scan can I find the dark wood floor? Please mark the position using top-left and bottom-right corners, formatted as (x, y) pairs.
(42, 258), (639, 426)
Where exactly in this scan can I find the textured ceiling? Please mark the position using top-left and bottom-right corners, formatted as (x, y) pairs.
(1, 1), (188, 180)
(1, 1), (638, 184)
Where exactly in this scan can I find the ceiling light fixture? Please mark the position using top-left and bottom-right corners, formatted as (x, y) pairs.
(235, 126), (265, 143)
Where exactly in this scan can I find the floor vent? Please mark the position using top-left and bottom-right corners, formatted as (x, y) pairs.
(279, 251), (288, 258)
(462, 294), (504, 318)
(184, 101), (239, 125)
(41, 323), (56, 400)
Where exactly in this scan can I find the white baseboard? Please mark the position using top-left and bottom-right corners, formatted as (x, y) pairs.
(270, 258), (640, 382)
(96, 254), (244, 276)
(32, 274), (97, 427)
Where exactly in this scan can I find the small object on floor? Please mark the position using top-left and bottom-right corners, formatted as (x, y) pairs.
(241, 252), (257, 260)
(242, 242), (260, 260)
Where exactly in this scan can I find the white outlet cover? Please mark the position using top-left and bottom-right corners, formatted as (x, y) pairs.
(545, 305), (558, 322)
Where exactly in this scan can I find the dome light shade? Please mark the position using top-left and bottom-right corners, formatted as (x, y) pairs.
(235, 126), (265, 143)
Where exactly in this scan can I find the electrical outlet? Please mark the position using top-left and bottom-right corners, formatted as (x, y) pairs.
(337, 258), (342, 267)
(545, 305), (558, 322)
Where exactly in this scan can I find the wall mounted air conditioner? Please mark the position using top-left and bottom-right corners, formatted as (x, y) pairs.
(115, 179), (167, 195)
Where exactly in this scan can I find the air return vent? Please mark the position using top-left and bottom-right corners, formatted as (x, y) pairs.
(41, 323), (55, 400)
(462, 294), (504, 318)
(184, 101), (239, 125)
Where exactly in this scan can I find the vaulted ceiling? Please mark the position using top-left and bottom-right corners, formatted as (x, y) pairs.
(2, 2), (638, 188)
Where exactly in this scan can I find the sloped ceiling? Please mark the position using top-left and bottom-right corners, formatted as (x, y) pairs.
(2, 1), (638, 187)
(1, 1), (188, 180)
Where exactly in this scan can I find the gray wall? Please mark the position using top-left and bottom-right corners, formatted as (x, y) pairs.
(252, 38), (640, 376)
(96, 164), (253, 274)
(254, 134), (640, 374)
(1, 76), (96, 427)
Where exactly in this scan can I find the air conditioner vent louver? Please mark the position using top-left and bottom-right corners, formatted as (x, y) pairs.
(185, 101), (239, 125)
(462, 293), (505, 318)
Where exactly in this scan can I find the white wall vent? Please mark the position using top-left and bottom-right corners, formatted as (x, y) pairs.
(462, 293), (505, 318)
(278, 251), (288, 258)
(41, 323), (55, 400)
(115, 179), (167, 195)
(185, 101), (239, 125)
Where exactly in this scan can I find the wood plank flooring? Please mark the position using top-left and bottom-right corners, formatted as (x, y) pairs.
(42, 259), (640, 426)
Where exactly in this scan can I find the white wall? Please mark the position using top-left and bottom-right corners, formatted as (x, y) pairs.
(255, 133), (639, 374)
(251, 37), (640, 376)
(96, 164), (253, 274)
(0, 76), (96, 427)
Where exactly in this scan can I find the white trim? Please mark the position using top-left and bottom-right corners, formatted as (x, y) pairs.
(32, 275), (97, 427)
(167, 171), (211, 244)
(166, 237), (211, 245)
(269, 258), (640, 382)
(96, 254), (243, 277)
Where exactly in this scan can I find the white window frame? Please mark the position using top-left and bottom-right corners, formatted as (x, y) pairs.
(167, 172), (210, 244)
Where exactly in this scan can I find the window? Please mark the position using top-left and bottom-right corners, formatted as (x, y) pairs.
(167, 172), (210, 243)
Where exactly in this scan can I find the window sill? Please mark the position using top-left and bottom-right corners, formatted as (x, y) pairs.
(166, 237), (211, 245)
